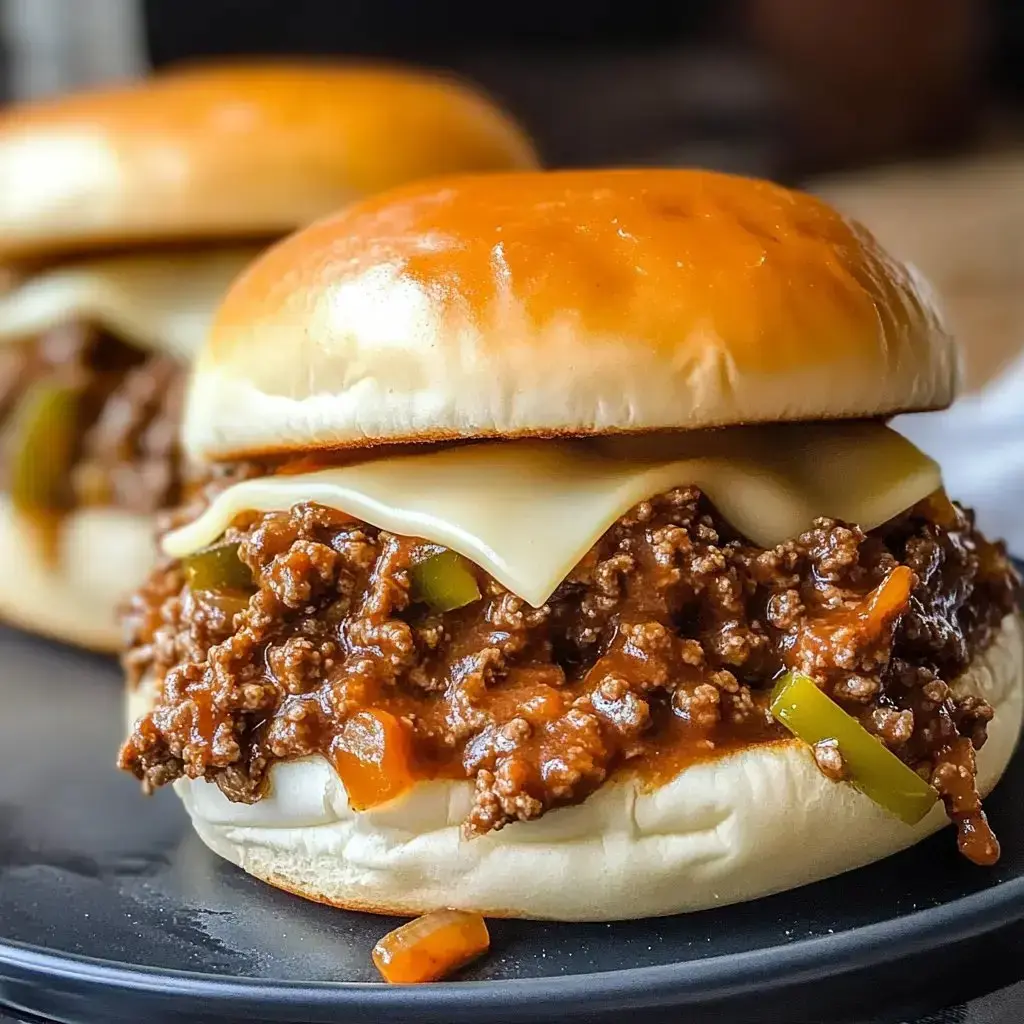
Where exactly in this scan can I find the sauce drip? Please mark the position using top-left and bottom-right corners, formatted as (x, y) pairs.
(933, 737), (1000, 867)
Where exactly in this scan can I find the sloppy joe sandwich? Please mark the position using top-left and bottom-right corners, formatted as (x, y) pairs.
(0, 62), (537, 651)
(119, 169), (1022, 921)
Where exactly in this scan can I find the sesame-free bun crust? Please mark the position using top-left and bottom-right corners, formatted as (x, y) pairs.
(0, 63), (538, 260)
(134, 615), (1024, 921)
(189, 169), (956, 463)
(0, 497), (155, 652)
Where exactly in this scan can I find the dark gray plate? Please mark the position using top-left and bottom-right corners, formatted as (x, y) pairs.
(1, 583), (1024, 1024)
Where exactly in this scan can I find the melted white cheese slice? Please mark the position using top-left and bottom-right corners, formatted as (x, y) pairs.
(164, 422), (942, 609)
(0, 247), (261, 359)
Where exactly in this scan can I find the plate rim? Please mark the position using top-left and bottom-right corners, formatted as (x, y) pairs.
(3, 871), (1024, 1014)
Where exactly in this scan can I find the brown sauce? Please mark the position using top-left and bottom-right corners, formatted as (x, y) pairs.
(120, 486), (1018, 852)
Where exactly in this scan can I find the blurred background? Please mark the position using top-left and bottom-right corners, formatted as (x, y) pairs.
(5, 0), (1023, 175)
(1, 0), (1022, 548)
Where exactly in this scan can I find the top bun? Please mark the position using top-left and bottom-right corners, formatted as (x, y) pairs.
(0, 62), (538, 260)
(188, 169), (957, 463)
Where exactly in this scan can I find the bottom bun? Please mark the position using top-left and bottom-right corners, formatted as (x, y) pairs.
(0, 495), (155, 652)
(162, 614), (1023, 921)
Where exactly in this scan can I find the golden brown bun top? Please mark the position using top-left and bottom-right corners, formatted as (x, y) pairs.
(189, 168), (957, 462)
(0, 62), (539, 260)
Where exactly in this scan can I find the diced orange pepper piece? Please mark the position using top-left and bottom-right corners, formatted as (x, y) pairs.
(916, 490), (963, 530)
(860, 564), (914, 636)
(372, 910), (490, 984)
(331, 709), (414, 811)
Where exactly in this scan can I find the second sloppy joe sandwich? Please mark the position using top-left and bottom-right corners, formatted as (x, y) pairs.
(0, 62), (537, 651)
(119, 169), (1023, 921)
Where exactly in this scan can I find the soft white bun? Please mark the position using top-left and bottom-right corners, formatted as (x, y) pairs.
(0, 247), (262, 360)
(0, 496), (154, 652)
(188, 169), (956, 462)
(144, 614), (1023, 921)
(0, 63), (538, 260)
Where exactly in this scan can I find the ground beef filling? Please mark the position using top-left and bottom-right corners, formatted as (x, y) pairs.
(0, 321), (186, 515)
(118, 488), (1019, 863)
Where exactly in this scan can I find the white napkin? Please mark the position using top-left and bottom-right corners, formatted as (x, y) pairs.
(815, 154), (1024, 558)
(895, 351), (1024, 557)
